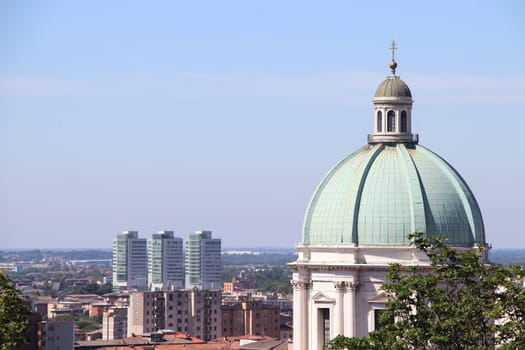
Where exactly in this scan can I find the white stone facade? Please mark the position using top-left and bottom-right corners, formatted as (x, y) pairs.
(291, 245), (431, 350)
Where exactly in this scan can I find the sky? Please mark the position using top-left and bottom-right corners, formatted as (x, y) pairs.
(0, 1), (524, 249)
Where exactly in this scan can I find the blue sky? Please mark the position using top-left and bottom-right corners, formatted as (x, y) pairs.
(1, 1), (524, 249)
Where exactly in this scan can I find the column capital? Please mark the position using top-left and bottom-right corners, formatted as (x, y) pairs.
(291, 280), (311, 291)
(347, 281), (359, 291)
(334, 281), (347, 291)
(334, 281), (359, 291)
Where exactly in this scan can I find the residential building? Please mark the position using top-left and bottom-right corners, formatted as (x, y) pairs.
(112, 231), (148, 291)
(185, 230), (222, 290)
(223, 278), (257, 292)
(222, 300), (280, 338)
(149, 230), (184, 290)
(102, 307), (128, 340)
(47, 301), (84, 319)
(127, 290), (222, 341)
(38, 320), (75, 350)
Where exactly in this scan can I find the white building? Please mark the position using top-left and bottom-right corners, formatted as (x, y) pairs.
(290, 47), (487, 350)
(148, 230), (184, 290)
(185, 230), (222, 290)
(112, 231), (148, 291)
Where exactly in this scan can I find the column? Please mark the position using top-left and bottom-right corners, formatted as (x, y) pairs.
(347, 282), (359, 337)
(293, 280), (310, 350)
(334, 281), (346, 336)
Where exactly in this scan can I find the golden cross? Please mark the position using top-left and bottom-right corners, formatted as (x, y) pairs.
(390, 40), (397, 61)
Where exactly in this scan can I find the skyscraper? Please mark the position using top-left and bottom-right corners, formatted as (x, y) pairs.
(185, 230), (222, 290)
(112, 231), (148, 291)
(148, 230), (184, 290)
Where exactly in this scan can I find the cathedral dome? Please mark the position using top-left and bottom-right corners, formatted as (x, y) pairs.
(374, 76), (412, 99)
(302, 143), (485, 247)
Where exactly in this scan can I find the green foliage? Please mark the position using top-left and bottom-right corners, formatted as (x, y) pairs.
(224, 266), (292, 294)
(249, 267), (293, 294)
(328, 233), (525, 350)
(0, 271), (32, 350)
(76, 315), (102, 332)
(65, 282), (113, 295)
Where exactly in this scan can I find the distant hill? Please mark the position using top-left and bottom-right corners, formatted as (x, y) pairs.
(488, 249), (525, 266)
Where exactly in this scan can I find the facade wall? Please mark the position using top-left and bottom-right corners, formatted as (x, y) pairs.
(38, 321), (74, 350)
(102, 307), (127, 340)
(127, 290), (222, 341)
(149, 231), (184, 290)
(222, 300), (280, 338)
(222, 304), (245, 336)
(185, 231), (222, 290)
(112, 231), (148, 291)
(291, 246), (432, 350)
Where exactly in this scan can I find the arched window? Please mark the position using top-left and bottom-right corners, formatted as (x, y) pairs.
(387, 110), (395, 132)
(377, 111), (382, 132)
(401, 111), (407, 132)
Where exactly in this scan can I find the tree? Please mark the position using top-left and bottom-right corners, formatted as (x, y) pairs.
(0, 271), (32, 350)
(328, 233), (525, 350)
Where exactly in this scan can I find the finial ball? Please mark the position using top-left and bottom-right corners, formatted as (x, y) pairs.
(389, 59), (397, 70)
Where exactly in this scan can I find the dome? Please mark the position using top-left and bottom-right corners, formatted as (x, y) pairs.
(374, 76), (412, 98)
(302, 143), (485, 247)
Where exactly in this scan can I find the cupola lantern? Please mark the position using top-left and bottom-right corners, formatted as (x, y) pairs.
(369, 41), (418, 144)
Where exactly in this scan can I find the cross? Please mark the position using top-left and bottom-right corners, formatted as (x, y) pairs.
(390, 40), (397, 61)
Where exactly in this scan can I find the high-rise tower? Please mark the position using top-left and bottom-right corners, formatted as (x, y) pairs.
(148, 230), (184, 290)
(112, 231), (148, 291)
(185, 230), (222, 290)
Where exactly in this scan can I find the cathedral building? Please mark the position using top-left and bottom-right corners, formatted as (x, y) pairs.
(290, 44), (486, 350)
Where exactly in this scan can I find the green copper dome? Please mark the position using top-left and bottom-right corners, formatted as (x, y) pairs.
(302, 143), (485, 246)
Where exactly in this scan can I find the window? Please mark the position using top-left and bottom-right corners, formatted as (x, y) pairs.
(377, 111), (383, 132)
(320, 308), (330, 349)
(401, 111), (407, 132)
(387, 111), (395, 132)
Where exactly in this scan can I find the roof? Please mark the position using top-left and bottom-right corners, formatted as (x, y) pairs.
(240, 339), (289, 350)
(374, 76), (412, 98)
(302, 143), (485, 246)
(75, 334), (285, 350)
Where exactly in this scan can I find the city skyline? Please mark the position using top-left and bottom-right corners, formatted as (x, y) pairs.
(1, 1), (524, 249)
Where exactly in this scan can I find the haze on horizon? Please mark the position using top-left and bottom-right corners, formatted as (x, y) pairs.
(1, 1), (524, 250)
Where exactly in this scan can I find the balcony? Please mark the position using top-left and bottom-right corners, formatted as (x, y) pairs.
(367, 133), (419, 144)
